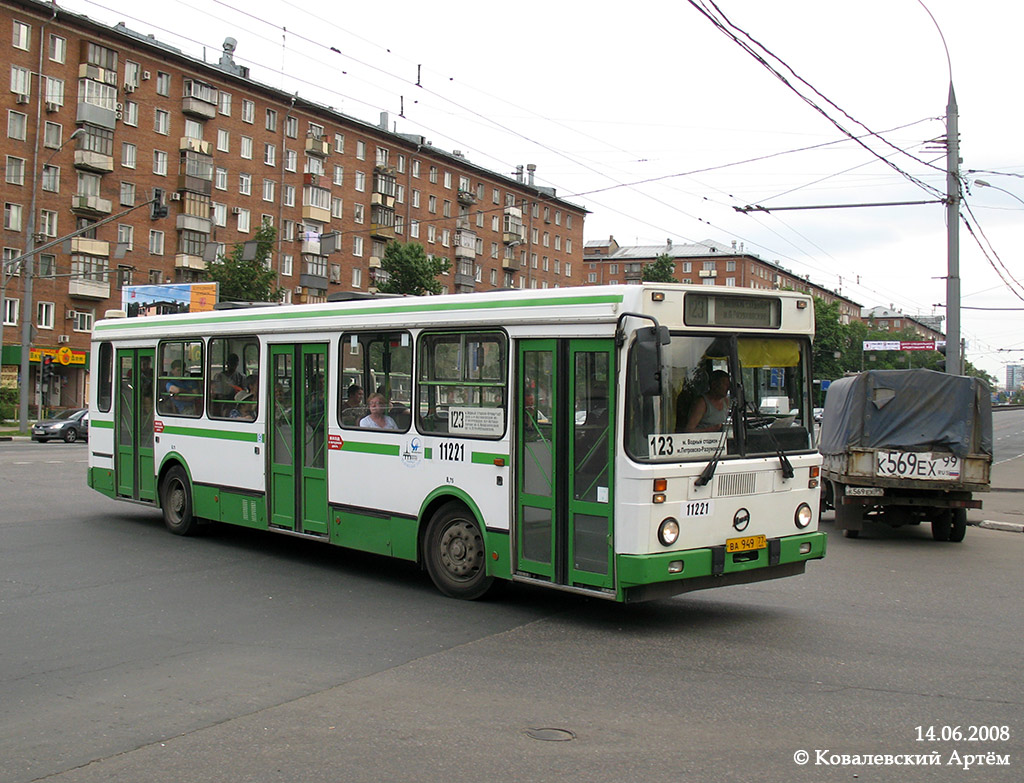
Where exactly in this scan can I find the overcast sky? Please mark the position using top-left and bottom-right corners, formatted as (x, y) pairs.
(54, 0), (1024, 382)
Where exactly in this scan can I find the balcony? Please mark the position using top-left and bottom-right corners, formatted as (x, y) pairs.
(300, 273), (328, 292)
(69, 238), (109, 257)
(300, 235), (322, 255)
(501, 257), (521, 271)
(369, 223), (395, 240)
(176, 213), (212, 233)
(302, 204), (331, 224)
(181, 97), (217, 120)
(177, 174), (212, 196)
(174, 254), (206, 271)
(457, 189), (477, 206)
(179, 137), (213, 156)
(305, 136), (330, 158)
(73, 149), (114, 174)
(453, 273), (476, 292)
(78, 63), (117, 86)
(370, 191), (396, 209)
(368, 256), (381, 269)
(68, 277), (110, 300)
(503, 230), (524, 246)
(71, 194), (113, 217)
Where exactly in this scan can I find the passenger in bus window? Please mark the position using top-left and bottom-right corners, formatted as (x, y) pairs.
(341, 384), (364, 425)
(166, 359), (197, 415)
(214, 353), (246, 397)
(360, 393), (398, 430)
(684, 370), (730, 432)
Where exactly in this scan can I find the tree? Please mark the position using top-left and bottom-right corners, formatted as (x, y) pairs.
(377, 241), (450, 296)
(641, 253), (676, 283)
(203, 222), (281, 303)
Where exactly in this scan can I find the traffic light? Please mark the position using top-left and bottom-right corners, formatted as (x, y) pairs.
(150, 188), (168, 219)
(41, 355), (53, 382)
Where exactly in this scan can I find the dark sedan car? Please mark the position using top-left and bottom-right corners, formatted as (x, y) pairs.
(31, 408), (89, 443)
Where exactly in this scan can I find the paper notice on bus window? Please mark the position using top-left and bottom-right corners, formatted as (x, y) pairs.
(648, 433), (723, 460)
(448, 407), (504, 436)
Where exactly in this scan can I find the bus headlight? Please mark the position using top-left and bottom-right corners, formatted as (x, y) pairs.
(658, 517), (680, 547)
(794, 503), (812, 529)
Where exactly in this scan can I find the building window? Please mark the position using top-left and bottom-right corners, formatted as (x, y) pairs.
(3, 297), (19, 326)
(39, 209), (57, 237)
(117, 223), (133, 251)
(285, 149), (297, 172)
(4, 202), (22, 231)
(241, 99), (254, 123)
(156, 72), (171, 96)
(119, 181), (135, 206)
(12, 20), (31, 51)
(283, 184), (295, 207)
(265, 108), (277, 132)
(217, 128), (229, 152)
(333, 132), (344, 153)
(149, 230), (164, 255)
(123, 101), (138, 127)
(240, 136), (253, 159)
(7, 110), (26, 140)
(10, 65), (31, 97)
(5, 156), (25, 186)
(44, 77), (64, 107)
(333, 165), (344, 186)
(153, 150), (167, 176)
(219, 91), (232, 116)
(285, 116), (298, 138)
(49, 34), (66, 63)
(121, 142), (136, 169)
(154, 109), (169, 135)
(353, 203), (364, 224)
(264, 143), (276, 167)
(215, 167), (228, 190)
(212, 202), (227, 227)
(353, 236), (363, 256)
(262, 179), (275, 202)
(239, 172), (251, 195)
(356, 140), (365, 160)
(237, 208), (250, 233)
(352, 267), (362, 288)
(354, 171), (365, 192)
(37, 301), (54, 330)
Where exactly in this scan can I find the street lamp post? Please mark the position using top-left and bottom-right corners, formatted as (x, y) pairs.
(974, 179), (1024, 208)
(14, 126), (84, 432)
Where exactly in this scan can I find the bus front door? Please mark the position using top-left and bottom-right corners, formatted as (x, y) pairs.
(516, 339), (615, 590)
(115, 347), (156, 502)
(268, 344), (329, 535)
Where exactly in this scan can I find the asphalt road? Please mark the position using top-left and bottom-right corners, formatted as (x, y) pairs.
(1, 438), (1021, 783)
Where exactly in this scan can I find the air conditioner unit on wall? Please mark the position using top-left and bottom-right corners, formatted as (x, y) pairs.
(123, 83), (135, 93)
(66, 310), (76, 320)
(57, 335), (70, 344)
(168, 192), (181, 201)
(45, 102), (59, 113)
(16, 94), (29, 104)
(231, 206), (242, 215)
(142, 71), (151, 80)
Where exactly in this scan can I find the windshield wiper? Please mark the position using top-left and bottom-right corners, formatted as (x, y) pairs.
(743, 400), (794, 479)
(694, 419), (731, 487)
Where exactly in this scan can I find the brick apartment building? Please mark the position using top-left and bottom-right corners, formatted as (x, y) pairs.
(584, 236), (863, 324)
(1, 0), (587, 408)
(861, 305), (944, 341)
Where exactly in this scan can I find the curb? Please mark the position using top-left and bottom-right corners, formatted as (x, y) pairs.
(976, 520), (1024, 533)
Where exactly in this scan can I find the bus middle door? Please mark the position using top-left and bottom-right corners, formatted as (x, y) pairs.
(515, 339), (615, 591)
(269, 344), (329, 535)
(115, 347), (156, 502)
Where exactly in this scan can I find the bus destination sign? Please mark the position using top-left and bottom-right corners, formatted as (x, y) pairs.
(684, 293), (780, 328)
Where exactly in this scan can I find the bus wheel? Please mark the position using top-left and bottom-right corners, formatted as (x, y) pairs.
(424, 503), (493, 600)
(161, 465), (198, 536)
(949, 509), (968, 543)
(931, 511), (952, 542)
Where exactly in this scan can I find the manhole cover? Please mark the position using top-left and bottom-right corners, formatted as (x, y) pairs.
(525, 727), (576, 742)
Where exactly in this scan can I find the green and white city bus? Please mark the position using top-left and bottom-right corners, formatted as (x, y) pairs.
(87, 284), (826, 602)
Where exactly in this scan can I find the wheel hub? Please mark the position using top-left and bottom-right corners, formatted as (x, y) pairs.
(439, 521), (481, 578)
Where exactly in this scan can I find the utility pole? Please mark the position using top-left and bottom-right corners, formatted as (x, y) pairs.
(945, 83), (962, 375)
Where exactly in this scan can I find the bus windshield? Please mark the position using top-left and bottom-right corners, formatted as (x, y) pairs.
(625, 332), (814, 462)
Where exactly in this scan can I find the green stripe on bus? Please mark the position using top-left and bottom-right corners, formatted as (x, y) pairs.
(472, 451), (508, 465)
(90, 419), (114, 429)
(340, 440), (401, 456)
(158, 425), (260, 442)
(94, 293), (624, 332)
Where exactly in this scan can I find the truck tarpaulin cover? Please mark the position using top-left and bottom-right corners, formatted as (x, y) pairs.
(819, 369), (992, 459)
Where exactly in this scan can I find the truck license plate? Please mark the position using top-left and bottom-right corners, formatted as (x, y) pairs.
(726, 535), (767, 553)
(876, 451), (960, 480)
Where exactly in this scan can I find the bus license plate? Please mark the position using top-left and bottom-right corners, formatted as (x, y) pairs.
(726, 534), (767, 553)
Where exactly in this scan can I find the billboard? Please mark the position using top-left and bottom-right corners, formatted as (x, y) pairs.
(121, 282), (219, 316)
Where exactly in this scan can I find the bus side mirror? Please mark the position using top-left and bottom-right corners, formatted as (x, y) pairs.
(635, 326), (670, 397)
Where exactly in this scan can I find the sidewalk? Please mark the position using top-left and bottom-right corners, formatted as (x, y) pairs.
(968, 455), (1024, 533)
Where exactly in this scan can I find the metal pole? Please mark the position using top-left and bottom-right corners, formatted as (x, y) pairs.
(945, 82), (962, 375)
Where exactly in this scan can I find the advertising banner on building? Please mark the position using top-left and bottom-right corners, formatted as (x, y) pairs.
(121, 282), (219, 316)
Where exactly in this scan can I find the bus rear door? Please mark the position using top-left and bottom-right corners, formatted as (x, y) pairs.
(115, 347), (156, 502)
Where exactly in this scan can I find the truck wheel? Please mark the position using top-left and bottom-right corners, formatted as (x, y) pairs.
(931, 511), (952, 542)
(949, 509), (967, 543)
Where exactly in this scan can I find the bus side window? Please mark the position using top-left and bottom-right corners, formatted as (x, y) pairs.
(339, 330), (412, 432)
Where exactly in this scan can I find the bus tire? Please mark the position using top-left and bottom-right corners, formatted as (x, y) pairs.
(160, 464), (198, 536)
(949, 508), (968, 542)
(424, 502), (493, 600)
